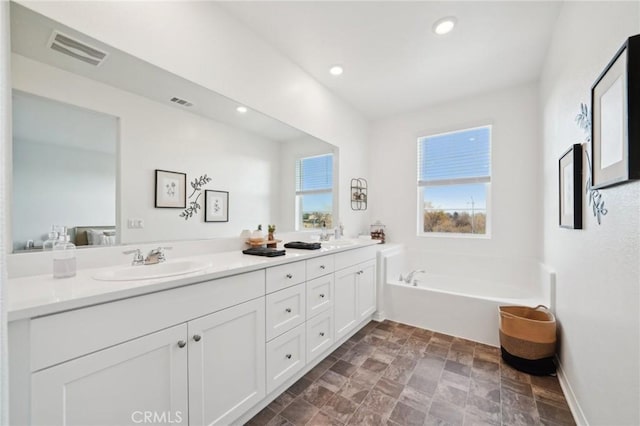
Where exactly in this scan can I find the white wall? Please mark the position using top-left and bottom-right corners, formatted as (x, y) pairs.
(539, 2), (640, 425)
(16, 1), (371, 237)
(13, 54), (283, 244)
(369, 84), (541, 281)
(12, 139), (116, 250)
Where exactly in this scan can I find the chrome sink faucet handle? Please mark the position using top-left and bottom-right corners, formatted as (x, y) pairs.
(123, 249), (144, 266)
(146, 246), (173, 264)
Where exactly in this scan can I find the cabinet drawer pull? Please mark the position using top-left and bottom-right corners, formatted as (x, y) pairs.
(193, 334), (202, 342)
(319, 293), (325, 298)
(285, 308), (292, 313)
(286, 274), (293, 279)
(320, 265), (326, 270)
(319, 332), (325, 337)
(285, 354), (292, 359)
(177, 340), (186, 348)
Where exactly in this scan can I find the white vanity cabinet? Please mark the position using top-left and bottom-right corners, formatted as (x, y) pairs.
(31, 324), (189, 426)
(334, 247), (377, 340)
(10, 243), (379, 426)
(188, 298), (265, 426)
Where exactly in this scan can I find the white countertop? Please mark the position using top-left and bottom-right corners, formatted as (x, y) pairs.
(8, 239), (380, 321)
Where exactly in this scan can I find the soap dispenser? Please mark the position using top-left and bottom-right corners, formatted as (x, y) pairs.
(53, 227), (76, 278)
(43, 225), (59, 251)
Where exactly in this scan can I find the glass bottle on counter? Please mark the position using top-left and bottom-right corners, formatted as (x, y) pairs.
(53, 227), (76, 278)
(43, 225), (60, 251)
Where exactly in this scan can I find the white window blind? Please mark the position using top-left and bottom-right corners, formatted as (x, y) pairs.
(296, 154), (333, 194)
(418, 126), (491, 187)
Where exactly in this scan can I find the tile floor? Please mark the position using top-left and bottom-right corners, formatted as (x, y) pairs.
(246, 320), (575, 426)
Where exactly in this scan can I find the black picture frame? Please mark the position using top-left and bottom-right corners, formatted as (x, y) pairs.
(155, 169), (186, 208)
(590, 34), (640, 189)
(559, 144), (583, 229)
(204, 190), (229, 222)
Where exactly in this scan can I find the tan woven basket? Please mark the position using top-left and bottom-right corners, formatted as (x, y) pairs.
(499, 305), (556, 360)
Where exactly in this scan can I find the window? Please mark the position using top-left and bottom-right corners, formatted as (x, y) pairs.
(296, 154), (333, 230)
(417, 125), (491, 236)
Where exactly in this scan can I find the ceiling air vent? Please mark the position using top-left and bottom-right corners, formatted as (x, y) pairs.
(48, 31), (108, 66)
(170, 97), (193, 107)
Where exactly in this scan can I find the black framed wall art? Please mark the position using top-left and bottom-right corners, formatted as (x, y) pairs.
(591, 34), (640, 189)
(559, 144), (583, 229)
(155, 169), (187, 208)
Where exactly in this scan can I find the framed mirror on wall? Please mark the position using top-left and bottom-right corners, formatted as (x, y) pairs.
(9, 3), (338, 253)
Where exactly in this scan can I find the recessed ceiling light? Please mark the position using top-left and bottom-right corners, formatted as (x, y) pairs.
(329, 65), (344, 76)
(236, 106), (248, 113)
(433, 17), (457, 35)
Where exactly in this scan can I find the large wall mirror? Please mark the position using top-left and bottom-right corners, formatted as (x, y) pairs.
(10, 3), (338, 252)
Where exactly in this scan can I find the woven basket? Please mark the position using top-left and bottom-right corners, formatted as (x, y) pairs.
(499, 305), (557, 375)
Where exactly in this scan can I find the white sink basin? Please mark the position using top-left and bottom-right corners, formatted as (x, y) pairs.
(93, 259), (211, 281)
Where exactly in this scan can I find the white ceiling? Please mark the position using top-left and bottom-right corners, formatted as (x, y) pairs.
(219, 1), (562, 120)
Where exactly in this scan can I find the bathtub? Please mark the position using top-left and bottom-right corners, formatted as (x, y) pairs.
(377, 246), (554, 346)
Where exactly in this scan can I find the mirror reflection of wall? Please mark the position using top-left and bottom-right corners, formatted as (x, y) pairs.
(12, 91), (117, 252)
(10, 3), (338, 252)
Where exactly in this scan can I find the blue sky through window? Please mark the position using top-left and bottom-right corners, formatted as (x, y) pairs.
(423, 183), (487, 211)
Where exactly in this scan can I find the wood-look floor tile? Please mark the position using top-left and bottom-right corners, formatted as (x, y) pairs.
(318, 370), (348, 393)
(398, 386), (431, 413)
(347, 406), (385, 426)
(337, 378), (372, 404)
(388, 401), (427, 426)
(374, 377), (404, 399)
(246, 407), (278, 426)
(429, 399), (464, 425)
(321, 394), (359, 424)
(330, 360), (358, 378)
(464, 394), (500, 424)
(279, 397), (319, 426)
(360, 388), (397, 418)
(287, 377), (314, 396)
(268, 391), (296, 413)
(247, 321), (574, 426)
(301, 382), (336, 408)
(307, 411), (344, 426)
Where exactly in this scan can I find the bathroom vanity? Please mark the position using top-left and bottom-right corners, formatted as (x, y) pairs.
(7, 240), (379, 426)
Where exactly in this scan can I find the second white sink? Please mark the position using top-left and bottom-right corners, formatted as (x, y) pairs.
(93, 259), (211, 281)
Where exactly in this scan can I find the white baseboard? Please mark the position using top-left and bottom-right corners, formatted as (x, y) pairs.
(555, 356), (588, 426)
(372, 311), (386, 322)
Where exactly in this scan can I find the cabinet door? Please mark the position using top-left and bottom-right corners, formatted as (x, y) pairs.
(31, 324), (188, 426)
(357, 260), (377, 319)
(334, 266), (359, 340)
(188, 298), (266, 426)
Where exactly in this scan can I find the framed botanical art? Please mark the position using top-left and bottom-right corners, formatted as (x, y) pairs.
(155, 169), (186, 208)
(591, 34), (640, 189)
(204, 190), (229, 222)
(559, 144), (583, 229)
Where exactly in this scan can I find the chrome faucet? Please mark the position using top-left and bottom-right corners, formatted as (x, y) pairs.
(123, 247), (172, 266)
(319, 221), (331, 241)
(123, 249), (145, 266)
(402, 269), (426, 284)
(145, 247), (172, 264)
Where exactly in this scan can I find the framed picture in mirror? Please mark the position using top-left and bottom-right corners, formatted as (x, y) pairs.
(559, 144), (583, 229)
(155, 169), (187, 208)
(591, 34), (640, 189)
(205, 190), (229, 222)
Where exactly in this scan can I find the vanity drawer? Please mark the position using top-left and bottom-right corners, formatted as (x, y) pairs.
(306, 255), (334, 280)
(266, 283), (306, 341)
(30, 270), (265, 372)
(266, 261), (306, 294)
(306, 310), (333, 362)
(334, 245), (378, 271)
(266, 324), (306, 394)
(306, 274), (334, 319)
